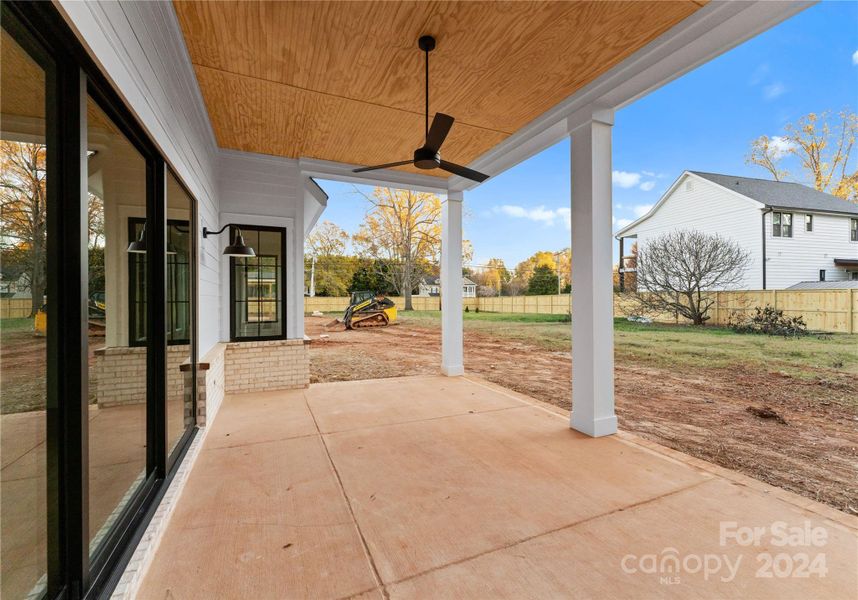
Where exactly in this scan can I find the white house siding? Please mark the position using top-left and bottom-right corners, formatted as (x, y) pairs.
(624, 174), (764, 289)
(765, 212), (858, 288)
(58, 0), (222, 354)
(218, 151), (306, 340)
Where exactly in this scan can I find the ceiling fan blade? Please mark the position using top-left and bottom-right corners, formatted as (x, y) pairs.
(425, 113), (455, 152)
(352, 159), (413, 173)
(439, 159), (489, 183)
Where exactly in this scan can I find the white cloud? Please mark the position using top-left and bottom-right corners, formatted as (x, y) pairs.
(853, 49), (858, 65)
(639, 181), (656, 192)
(763, 82), (785, 100)
(641, 171), (656, 177)
(494, 204), (571, 229)
(768, 135), (796, 158)
(632, 204), (653, 217)
(612, 170), (642, 188)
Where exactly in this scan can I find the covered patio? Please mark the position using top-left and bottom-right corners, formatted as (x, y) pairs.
(134, 376), (857, 598)
(6, 0), (855, 597)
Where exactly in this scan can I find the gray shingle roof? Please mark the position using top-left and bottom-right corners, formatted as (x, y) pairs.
(691, 171), (858, 215)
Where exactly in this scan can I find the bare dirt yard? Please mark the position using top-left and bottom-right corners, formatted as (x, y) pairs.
(306, 311), (858, 515)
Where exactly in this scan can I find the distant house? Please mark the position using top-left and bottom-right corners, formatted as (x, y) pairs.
(616, 171), (858, 290)
(418, 276), (477, 298)
(0, 271), (31, 298)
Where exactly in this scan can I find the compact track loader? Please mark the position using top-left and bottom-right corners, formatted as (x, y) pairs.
(326, 291), (397, 330)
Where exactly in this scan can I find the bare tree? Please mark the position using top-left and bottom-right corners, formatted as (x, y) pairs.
(629, 230), (750, 326)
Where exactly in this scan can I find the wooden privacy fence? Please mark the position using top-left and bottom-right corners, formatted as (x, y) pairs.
(305, 289), (858, 334)
(0, 298), (32, 319)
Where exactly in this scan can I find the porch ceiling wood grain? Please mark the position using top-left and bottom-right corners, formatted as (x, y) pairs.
(173, 1), (704, 176)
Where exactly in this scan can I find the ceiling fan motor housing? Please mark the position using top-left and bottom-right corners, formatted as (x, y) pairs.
(414, 147), (440, 169)
(418, 35), (436, 52)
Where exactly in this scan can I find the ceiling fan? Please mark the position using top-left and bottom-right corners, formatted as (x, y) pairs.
(352, 35), (489, 183)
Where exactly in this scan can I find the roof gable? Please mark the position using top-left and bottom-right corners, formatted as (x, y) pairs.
(690, 172), (858, 215)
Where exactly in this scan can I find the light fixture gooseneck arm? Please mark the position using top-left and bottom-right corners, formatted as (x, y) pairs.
(203, 224), (236, 238)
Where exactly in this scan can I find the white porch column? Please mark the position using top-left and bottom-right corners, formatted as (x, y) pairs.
(441, 191), (464, 376)
(569, 108), (617, 437)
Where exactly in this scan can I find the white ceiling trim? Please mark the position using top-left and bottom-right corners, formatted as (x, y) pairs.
(298, 157), (449, 194)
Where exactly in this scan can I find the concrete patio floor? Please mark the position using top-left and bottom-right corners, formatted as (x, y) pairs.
(138, 375), (858, 599)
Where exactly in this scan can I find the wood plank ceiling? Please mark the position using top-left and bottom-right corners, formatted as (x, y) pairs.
(173, 1), (704, 178)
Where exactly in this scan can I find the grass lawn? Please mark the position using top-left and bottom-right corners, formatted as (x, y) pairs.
(394, 310), (858, 381)
(0, 317), (34, 333)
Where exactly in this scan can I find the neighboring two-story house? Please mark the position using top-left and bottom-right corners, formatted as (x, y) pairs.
(616, 171), (858, 290)
(418, 276), (478, 297)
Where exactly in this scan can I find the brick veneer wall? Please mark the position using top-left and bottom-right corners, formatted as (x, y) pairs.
(95, 339), (308, 424)
(94, 345), (190, 408)
(224, 339), (309, 393)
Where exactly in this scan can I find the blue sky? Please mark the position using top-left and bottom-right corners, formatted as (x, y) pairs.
(316, 1), (858, 268)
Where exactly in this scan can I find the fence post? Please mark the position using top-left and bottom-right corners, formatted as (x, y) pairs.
(714, 291), (720, 325)
(850, 289), (855, 335)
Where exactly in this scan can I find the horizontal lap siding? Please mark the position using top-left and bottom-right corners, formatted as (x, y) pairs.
(59, 0), (222, 354)
(766, 212), (858, 288)
(628, 174), (764, 290)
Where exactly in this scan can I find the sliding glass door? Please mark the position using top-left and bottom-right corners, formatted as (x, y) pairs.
(0, 27), (50, 600)
(85, 95), (148, 561)
(1, 3), (199, 597)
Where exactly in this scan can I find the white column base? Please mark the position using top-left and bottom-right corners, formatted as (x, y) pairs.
(571, 413), (618, 437)
(441, 365), (465, 377)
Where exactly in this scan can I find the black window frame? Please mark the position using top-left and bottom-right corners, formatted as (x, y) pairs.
(805, 214), (813, 232)
(229, 224), (288, 342)
(851, 218), (858, 242)
(128, 217), (193, 347)
(2, 3), (199, 598)
(772, 211), (792, 238)
(819, 269), (826, 282)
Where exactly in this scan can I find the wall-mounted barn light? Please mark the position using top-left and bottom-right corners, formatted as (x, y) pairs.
(126, 222), (178, 254)
(203, 224), (256, 257)
(127, 223), (147, 253)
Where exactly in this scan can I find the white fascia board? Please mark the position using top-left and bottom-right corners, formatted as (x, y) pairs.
(614, 171), (689, 238)
(303, 177), (328, 236)
(614, 171), (766, 238)
(298, 158), (449, 194)
(447, 0), (814, 192)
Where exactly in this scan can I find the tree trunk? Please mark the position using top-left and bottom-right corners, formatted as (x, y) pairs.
(403, 261), (413, 311)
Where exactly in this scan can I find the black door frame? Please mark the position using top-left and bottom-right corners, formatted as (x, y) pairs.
(2, 3), (199, 598)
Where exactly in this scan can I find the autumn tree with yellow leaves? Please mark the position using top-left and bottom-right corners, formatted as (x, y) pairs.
(352, 187), (442, 310)
(1, 141), (47, 316)
(747, 110), (857, 202)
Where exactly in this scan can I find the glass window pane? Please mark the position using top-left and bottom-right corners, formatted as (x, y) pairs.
(231, 227), (284, 340)
(166, 171), (194, 454)
(87, 96), (147, 558)
(1, 27), (48, 599)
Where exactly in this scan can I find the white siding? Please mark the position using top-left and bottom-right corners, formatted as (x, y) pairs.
(623, 173), (764, 289)
(218, 151), (306, 340)
(58, 0), (222, 354)
(766, 212), (858, 288)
